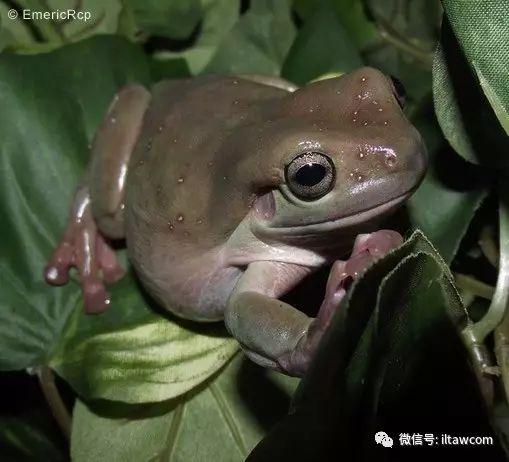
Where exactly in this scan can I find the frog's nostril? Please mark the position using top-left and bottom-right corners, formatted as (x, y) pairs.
(384, 152), (397, 168)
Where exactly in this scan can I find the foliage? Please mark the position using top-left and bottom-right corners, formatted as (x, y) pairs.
(0, 0), (508, 460)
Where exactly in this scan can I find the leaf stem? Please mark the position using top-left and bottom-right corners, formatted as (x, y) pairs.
(454, 273), (495, 300)
(469, 187), (509, 344)
(479, 225), (499, 267)
(37, 366), (72, 440)
(494, 184), (509, 403)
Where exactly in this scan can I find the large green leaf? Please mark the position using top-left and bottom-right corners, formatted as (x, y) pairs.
(0, 36), (237, 403)
(249, 231), (503, 460)
(442, 0), (509, 137)
(204, 0), (295, 76)
(433, 19), (508, 166)
(71, 354), (299, 462)
(50, 271), (238, 403)
(282, 2), (362, 84)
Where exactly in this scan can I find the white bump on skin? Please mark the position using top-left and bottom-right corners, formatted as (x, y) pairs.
(46, 267), (58, 281)
(298, 140), (321, 151)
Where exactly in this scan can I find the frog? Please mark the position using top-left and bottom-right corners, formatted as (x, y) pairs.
(44, 67), (427, 377)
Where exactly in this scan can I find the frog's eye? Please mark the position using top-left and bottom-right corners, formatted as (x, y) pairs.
(285, 152), (335, 200)
(389, 75), (406, 108)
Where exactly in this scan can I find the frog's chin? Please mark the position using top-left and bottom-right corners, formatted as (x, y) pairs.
(254, 192), (409, 239)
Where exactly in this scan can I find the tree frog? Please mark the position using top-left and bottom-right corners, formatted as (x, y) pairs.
(44, 68), (426, 376)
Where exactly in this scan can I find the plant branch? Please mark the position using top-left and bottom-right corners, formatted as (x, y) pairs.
(469, 187), (509, 344)
(479, 225), (499, 267)
(37, 366), (71, 440)
(455, 273), (495, 300)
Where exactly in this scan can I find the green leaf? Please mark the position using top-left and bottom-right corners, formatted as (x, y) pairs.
(249, 231), (503, 459)
(282, 3), (362, 85)
(442, 0), (509, 136)
(407, 113), (486, 264)
(475, 65), (509, 136)
(0, 36), (237, 403)
(153, 0), (240, 76)
(293, 0), (378, 49)
(365, 0), (440, 55)
(204, 0), (296, 76)
(125, 0), (202, 39)
(71, 354), (299, 462)
(0, 36), (149, 371)
(433, 20), (508, 166)
(50, 271), (238, 403)
(0, 0), (125, 52)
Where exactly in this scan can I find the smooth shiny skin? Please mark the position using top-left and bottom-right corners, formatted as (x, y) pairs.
(45, 68), (427, 376)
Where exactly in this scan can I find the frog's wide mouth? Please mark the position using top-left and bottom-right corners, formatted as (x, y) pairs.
(255, 192), (409, 237)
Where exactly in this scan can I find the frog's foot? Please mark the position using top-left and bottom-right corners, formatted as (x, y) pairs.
(44, 187), (125, 314)
(277, 229), (403, 376)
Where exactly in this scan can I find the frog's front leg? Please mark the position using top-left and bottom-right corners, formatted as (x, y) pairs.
(44, 84), (150, 314)
(226, 231), (403, 376)
(225, 260), (335, 377)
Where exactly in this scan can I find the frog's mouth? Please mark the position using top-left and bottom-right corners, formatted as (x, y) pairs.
(252, 190), (409, 242)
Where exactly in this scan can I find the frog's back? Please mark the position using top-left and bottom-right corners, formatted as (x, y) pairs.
(124, 76), (290, 318)
(126, 75), (288, 240)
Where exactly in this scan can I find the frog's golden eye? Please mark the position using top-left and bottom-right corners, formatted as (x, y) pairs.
(285, 152), (335, 200)
(390, 75), (406, 108)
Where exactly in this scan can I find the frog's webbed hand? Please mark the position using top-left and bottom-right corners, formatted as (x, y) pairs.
(225, 230), (403, 376)
(44, 84), (150, 314)
(44, 185), (125, 314)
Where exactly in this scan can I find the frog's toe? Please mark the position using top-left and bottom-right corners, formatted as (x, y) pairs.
(44, 242), (75, 285)
(44, 187), (125, 314)
(82, 278), (111, 314)
(96, 234), (125, 284)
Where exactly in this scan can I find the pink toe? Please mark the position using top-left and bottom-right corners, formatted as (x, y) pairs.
(82, 280), (110, 315)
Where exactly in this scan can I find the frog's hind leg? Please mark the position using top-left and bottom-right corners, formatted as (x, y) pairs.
(44, 84), (150, 314)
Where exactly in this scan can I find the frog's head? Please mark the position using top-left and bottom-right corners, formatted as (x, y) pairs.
(235, 67), (427, 255)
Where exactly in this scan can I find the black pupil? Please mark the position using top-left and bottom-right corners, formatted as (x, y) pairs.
(295, 163), (326, 187)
